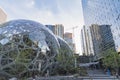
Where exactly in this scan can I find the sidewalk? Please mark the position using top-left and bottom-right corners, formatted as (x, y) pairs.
(87, 69), (107, 76)
(28, 69), (119, 80)
(85, 69), (119, 80)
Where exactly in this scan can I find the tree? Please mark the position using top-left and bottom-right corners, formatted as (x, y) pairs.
(102, 48), (120, 68)
(55, 48), (77, 75)
(102, 48), (120, 74)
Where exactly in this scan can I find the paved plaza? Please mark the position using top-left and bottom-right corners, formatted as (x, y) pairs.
(83, 69), (119, 80)
(27, 69), (120, 80)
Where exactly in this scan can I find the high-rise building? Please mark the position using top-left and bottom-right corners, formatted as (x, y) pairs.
(64, 32), (75, 52)
(45, 24), (64, 38)
(81, 26), (88, 55)
(90, 24), (115, 59)
(45, 25), (55, 33)
(81, 0), (120, 52)
(81, 26), (93, 56)
(0, 8), (7, 24)
(54, 24), (64, 38)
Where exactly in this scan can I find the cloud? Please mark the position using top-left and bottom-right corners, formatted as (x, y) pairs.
(25, 0), (35, 8)
(0, 0), (84, 54)
(0, 0), (84, 28)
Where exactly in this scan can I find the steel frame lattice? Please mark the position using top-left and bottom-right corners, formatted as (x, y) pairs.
(0, 20), (61, 77)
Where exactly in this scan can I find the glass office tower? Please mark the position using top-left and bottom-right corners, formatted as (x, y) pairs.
(82, 0), (120, 52)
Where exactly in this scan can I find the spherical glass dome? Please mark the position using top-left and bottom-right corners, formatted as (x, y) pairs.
(0, 19), (60, 77)
(57, 37), (73, 55)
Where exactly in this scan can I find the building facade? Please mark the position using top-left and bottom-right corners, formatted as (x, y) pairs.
(45, 24), (64, 38)
(90, 24), (115, 59)
(82, 0), (120, 52)
(64, 32), (75, 52)
(81, 26), (93, 56)
(45, 25), (55, 33)
(0, 8), (7, 24)
(81, 26), (88, 55)
(54, 24), (64, 38)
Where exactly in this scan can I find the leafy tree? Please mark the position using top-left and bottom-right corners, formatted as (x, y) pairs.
(102, 48), (120, 75)
(102, 48), (120, 69)
(55, 48), (77, 75)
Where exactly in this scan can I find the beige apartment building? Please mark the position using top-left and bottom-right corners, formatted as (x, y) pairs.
(0, 8), (7, 24)
(64, 32), (76, 52)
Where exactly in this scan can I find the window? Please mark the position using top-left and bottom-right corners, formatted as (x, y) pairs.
(119, 33), (120, 37)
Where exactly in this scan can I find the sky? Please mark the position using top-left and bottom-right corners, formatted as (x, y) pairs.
(0, 0), (84, 54)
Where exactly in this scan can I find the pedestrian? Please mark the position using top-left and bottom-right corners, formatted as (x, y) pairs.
(45, 70), (49, 77)
(107, 68), (111, 76)
(116, 72), (119, 78)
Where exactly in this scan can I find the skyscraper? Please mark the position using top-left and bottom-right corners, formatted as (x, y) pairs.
(64, 32), (75, 52)
(45, 25), (55, 33)
(81, 0), (120, 52)
(45, 24), (64, 38)
(0, 8), (7, 24)
(81, 26), (88, 55)
(90, 24), (115, 59)
(54, 24), (64, 38)
(81, 26), (93, 56)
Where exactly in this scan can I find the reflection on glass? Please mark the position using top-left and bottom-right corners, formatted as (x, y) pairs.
(0, 38), (9, 45)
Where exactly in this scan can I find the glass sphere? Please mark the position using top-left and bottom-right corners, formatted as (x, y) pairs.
(57, 37), (73, 55)
(0, 19), (60, 77)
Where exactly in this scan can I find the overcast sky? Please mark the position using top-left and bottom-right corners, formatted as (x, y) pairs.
(0, 0), (84, 54)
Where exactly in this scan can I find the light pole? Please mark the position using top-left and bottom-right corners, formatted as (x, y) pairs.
(75, 57), (77, 68)
(66, 26), (79, 68)
(72, 26), (79, 68)
(66, 26), (79, 52)
(113, 51), (119, 78)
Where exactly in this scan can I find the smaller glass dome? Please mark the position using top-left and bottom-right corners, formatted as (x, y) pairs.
(57, 36), (73, 55)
